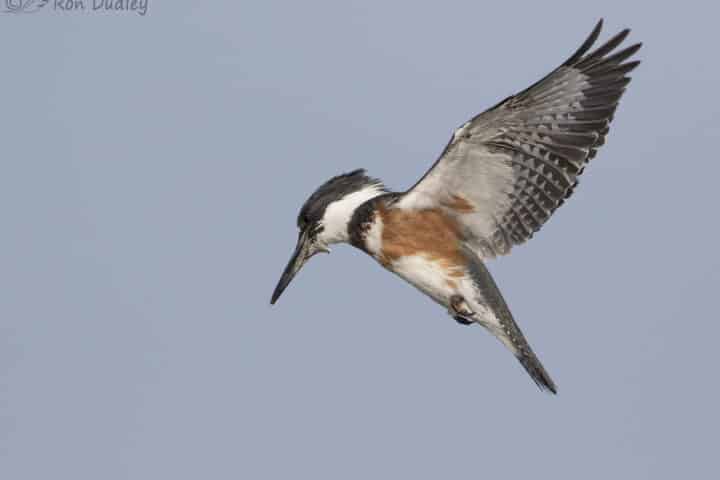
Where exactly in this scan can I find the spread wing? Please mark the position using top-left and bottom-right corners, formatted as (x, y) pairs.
(394, 20), (641, 258)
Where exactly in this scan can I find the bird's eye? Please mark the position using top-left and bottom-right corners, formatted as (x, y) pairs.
(298, 214), (309, 230)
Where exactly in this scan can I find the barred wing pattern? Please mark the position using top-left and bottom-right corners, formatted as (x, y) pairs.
(395, 20), (641, 258)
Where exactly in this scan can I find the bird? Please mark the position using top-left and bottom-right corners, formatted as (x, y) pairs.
(270, 20), (641, 394)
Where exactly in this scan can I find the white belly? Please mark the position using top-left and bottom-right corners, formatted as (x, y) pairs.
(381, 253), (504, 334)
(388, 254), (475, 308)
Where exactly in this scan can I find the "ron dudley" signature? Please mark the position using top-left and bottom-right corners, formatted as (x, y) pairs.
(54, 0), (149, 16)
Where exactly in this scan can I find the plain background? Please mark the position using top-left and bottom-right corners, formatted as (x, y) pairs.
(2, 1), (719, 478)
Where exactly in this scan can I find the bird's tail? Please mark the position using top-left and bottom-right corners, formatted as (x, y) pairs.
(463, 248), (557, 394)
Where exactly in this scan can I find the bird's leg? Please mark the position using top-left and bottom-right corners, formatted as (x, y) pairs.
(449, 294), (475, 325)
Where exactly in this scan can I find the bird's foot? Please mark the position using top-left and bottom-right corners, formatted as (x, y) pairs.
(453, 316), (473, 325)
(449, 294), (475, 326)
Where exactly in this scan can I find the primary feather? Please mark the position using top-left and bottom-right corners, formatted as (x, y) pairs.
(396, 19), (641, 258)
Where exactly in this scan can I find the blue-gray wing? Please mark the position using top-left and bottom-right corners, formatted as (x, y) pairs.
(395, 20), (641, 258)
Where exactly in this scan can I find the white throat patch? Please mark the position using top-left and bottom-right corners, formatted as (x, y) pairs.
(319, 184), (384, 245)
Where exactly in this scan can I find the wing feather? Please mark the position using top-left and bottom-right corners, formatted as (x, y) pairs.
(395, 20), (641, 258)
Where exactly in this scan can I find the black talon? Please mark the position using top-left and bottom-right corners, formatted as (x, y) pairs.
(454, 316), (473, 326)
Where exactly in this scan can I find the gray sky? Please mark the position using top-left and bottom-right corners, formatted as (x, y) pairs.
(1, 1), (719, 478)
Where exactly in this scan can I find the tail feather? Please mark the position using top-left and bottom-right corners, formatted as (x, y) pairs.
(463, 247), (557, 394)
(517, 347), (558, 394)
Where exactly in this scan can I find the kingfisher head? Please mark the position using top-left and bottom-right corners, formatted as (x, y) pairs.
(270, 169), (385, 304)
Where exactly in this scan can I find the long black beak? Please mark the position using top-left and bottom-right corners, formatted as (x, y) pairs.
(270, 229), (311, 304)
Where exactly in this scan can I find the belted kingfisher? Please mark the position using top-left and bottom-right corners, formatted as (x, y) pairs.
(271, 20), (641, 394)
